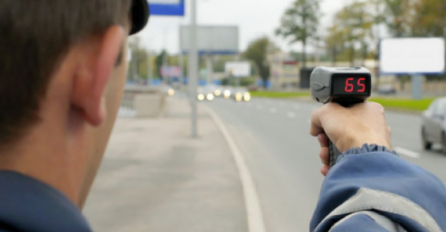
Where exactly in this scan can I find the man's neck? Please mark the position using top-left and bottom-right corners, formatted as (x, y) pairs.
(0, 109), (89, 207)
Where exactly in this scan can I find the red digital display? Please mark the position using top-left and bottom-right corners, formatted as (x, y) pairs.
(344, 77), (366, 93)
(332, 74), (371, 96)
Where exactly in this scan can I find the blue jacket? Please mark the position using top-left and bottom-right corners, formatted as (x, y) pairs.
(311, 145), (446, 232)
(0, 171), (91, 232)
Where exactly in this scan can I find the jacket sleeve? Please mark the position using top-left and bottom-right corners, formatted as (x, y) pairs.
(310, 145), (446, 232)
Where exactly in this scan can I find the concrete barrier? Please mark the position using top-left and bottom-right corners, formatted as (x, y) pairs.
(134, 94), (164, 118)
(123, 86), (166, 118)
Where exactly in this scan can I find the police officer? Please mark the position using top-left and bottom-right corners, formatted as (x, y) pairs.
(0, 1), (445, 232)
(310, 103), (446, 231)
(0, 0), (149, 231)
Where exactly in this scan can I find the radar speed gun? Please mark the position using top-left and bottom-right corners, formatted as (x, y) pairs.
(310, 67), (372, 166)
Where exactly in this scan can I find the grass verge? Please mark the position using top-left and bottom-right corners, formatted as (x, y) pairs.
(250, 91), (435, 112)
(369, 98), (434, 112)
(250, 91), (311, 98)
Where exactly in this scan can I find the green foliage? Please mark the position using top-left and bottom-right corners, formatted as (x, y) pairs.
(276, 0), (320, 68)
(221, 77), (255, 87)
(325, 23), (345, 64)
(324, 0), (445, 65)
(426, 74), (446, 81)
(410, 0), (446, 36)
(243, 36), (272, 88)
(376, 0), (445, 37)
(326, 1), (376, 65)
(212, 55), (238, 73)
(377, 0), (414, 37)
(370, 98), (435, 111)
(128, 37), (152, 80)
(155, 50), (168, 78)
(250, 91), (311, 98)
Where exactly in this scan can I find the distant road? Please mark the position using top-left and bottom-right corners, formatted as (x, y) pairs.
(204, 97), (446, 232)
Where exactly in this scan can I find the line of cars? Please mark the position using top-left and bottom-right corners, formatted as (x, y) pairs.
(197, 85), (251, 103)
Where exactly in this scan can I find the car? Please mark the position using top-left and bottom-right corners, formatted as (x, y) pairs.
(231, 87), (251, 102)
(222, 86), (233, 99)
(421, 98), (446, 154)
(213, 86), (224, 98)
(197, 86), (215, 102)
(377, 84), (397, 95)
(205, 84), (224, 98)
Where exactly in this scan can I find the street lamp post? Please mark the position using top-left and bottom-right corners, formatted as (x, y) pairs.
(188, 0), (198, 138)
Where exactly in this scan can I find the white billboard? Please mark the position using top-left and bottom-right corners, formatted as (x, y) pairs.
(225, 62), (251, 77)
(380, 38), (445, 74)
(180, 26), (239, 54)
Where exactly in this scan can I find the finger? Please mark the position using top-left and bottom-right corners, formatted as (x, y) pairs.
(368, 102), (385, 114)
(318, 133), (329, 148)
(310, 103), (344, 136)
(310, 109), (324, 136)
(321, 165), (329, 177)
(319, 147), (329, 166)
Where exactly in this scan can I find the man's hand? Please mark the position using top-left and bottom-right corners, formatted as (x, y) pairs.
(310, 102), (392, 176)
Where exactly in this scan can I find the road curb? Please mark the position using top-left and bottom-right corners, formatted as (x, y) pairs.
(205, 106), (267, 232)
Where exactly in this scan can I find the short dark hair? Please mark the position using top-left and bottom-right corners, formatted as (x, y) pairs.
(0, 0), (131, 146)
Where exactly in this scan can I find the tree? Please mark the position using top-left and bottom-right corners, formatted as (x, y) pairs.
(378, 0), (415, 37)
(155, 50), (168, 79)
(128, 37), (150, 81)
(328, 1), (375, 66)
(410, 0), (446, 37)
(276, 0), (320, 68)
(243, 37), (272, 89)
(325, 23), (345, 65)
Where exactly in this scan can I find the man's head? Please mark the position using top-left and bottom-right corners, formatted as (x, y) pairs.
(0, 0), (149, 206)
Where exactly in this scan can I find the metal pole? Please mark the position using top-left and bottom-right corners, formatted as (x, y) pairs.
(188, 0), (198, 137)
(178, 53), (183, 87)
(411, 75), (423, 100)
(235, 54), (240, 87)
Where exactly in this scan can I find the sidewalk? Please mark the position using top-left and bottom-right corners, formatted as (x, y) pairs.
(83, 98), (248, 232)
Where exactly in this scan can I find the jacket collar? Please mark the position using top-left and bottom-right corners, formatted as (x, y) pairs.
(0, 171), (92, 232)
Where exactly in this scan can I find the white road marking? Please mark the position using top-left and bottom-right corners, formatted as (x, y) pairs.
(270, 108), (277, 114)
(206, 108), (267, 232)
(287, 112), (296, 118)
(394, 147), (420, 159)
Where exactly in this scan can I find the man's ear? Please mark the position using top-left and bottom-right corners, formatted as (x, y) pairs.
(72, 26), (126, 126)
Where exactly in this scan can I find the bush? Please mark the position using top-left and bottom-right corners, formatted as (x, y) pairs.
(220, 77), (255, 87)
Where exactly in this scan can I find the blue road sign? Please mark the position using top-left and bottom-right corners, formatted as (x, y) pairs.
(149, 0), (185, 16)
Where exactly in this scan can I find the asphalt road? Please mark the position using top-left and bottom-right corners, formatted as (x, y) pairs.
(203, 97), (446, 232)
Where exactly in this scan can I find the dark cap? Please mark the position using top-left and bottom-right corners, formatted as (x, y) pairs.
(130, 0), (150, 35)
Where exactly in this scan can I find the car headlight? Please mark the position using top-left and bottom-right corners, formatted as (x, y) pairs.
(244, 93), (251, 102)
(206, 93), (215, 101)
(214, 89), (221, 97)
(167, 89), (175, 97)
(197, 94), (205, 101)
(223, 90), (231, 99)
(235, 93), (243, 102)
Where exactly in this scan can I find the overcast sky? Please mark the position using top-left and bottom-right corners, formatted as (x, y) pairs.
(136, 0), (353, 53)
